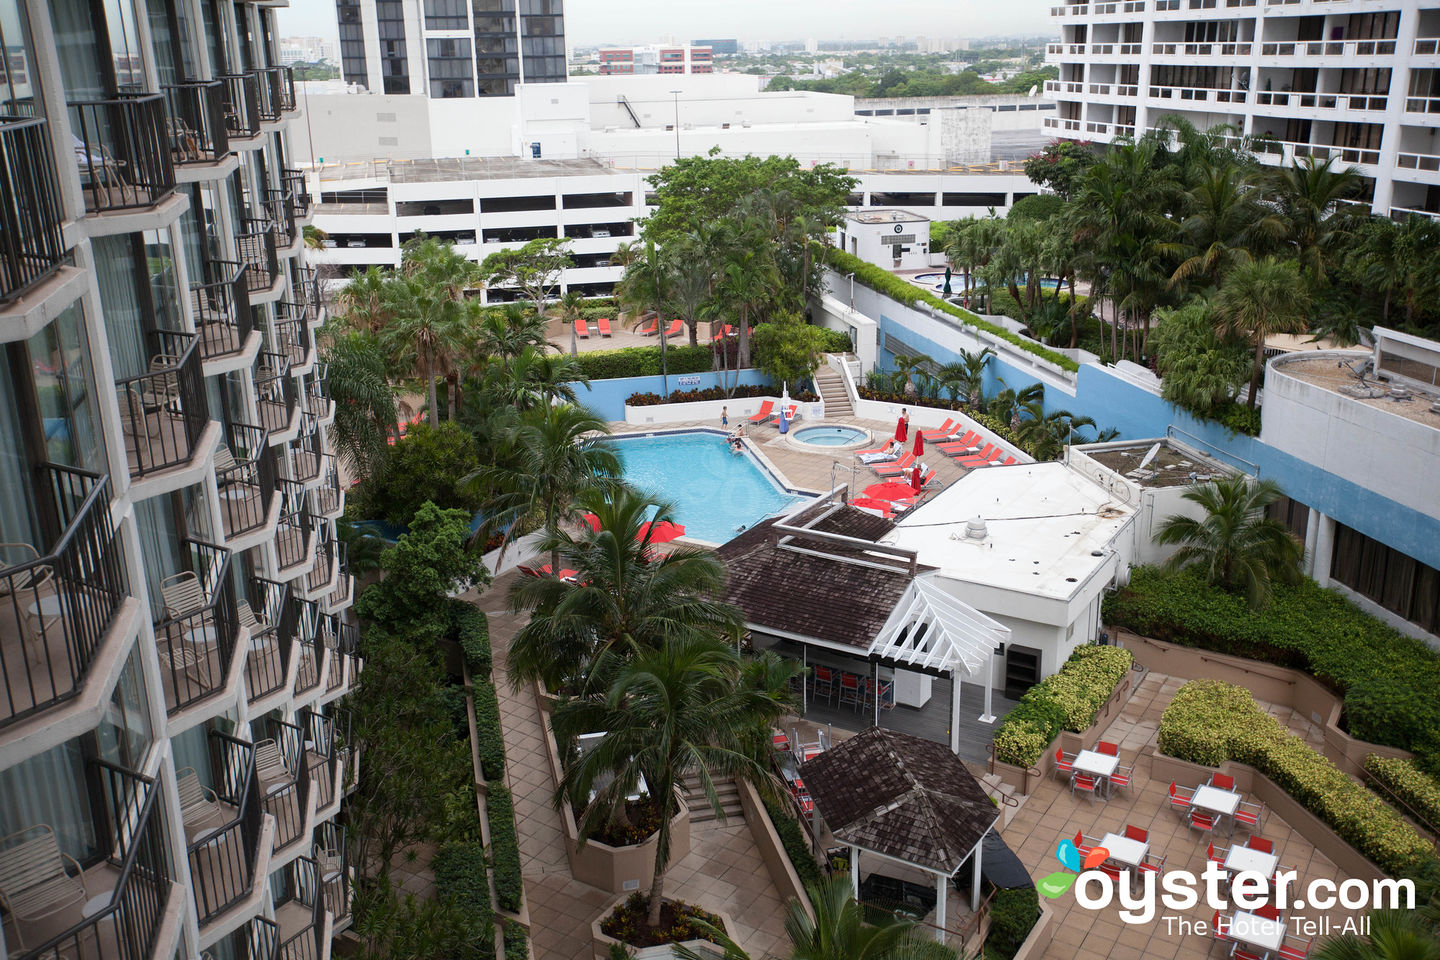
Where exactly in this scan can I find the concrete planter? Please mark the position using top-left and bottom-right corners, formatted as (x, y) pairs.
(589, 895), (735, 960)
(622, 396), (823, 426)
(736, 779), (814, 919)
(1009, 900), (1055, 960)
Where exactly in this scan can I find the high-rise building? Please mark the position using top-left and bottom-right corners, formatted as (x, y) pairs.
(0, 2), (355, 959)
(693, 38), (739, 55)
(1044, 0), (1440, 218)
(333, 0), (567, 98)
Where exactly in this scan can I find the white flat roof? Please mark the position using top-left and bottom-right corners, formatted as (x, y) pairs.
(880, 462), (1132, 600)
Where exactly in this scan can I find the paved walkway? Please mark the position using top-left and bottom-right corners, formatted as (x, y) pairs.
(475, 571), (789, 960)
(999, 671), (1354, 960)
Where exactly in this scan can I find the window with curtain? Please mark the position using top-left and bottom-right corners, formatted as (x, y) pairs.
(133, 493), (186, 610)
(0, 0), (41, 115)
(95, 645), (153, 770)
(0, 736), (95, 860)
(47, 0), (112, 100)
(27, 301), (107, 474)
(0, 350), (44, 555)
(92, 233), (151, 381)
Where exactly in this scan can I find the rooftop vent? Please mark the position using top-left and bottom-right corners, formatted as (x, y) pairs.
(963, 516), (988, 541)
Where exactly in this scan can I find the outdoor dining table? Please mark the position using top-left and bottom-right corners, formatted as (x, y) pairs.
(1099, 832), (1149, 889)
(1229, 909), (1286, 954)
(1223, 844), (1279, 879)
(1192, 784), (1242, 834)
(1072, 749), (1119, 797)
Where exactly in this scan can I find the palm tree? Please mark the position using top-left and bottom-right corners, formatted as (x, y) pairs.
(1356, 215), (1440, 326)
(665, 239), (715, 348)
(719, 226), (781, 370)
(1015, 403), (1096, 460)
(557, 289), (586, 357)
(320, 328), (398, 478)
(1169, 163), (1284, 292)
(551, 635), (792, 929)
(1154, 475), (1304, 609)
(474, 302), (549, 364)
(1312, 910), (1440, 960)
(988, 381), (1044, 430)
(1214, 256), (1312, 409)
(506, 486), (742, 690)
(302, 225), (328, 250)
(619, 236), (674, 389)
(333, 265), (392, 335)
(1270, 156), (1363, 284)
(473, 403), (620, 574)
(381, 238), (482, 421)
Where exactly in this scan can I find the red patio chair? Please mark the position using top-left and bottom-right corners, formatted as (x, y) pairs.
(1054, 748), (1075, 781)
(1210, 773), (1235, 790)
(1189, 810), (1217, 834)
(1097, 741), (1119, 756)
(1233, 800), (1265, 834)
(1071, 773), (1099, 801)
(1212, 910), (1231, 944)
(1233, 948), (1266, 960)
(1247, 837), (1273, 854)
(1110, 763), (1133, 794)
(1256, 904), (1282, 922)
(1206, 842), (1228, 870)
(1279, 935), (1313, 960)
(1168, 781), (1194, 815)
(1139, 853), (1165, 878)
(1072, 830), (1092, 857)
(1124, 825), (1148, 843)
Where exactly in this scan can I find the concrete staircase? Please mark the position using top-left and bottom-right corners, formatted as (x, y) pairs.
(815, 365), (854, 418)
(681, 773), (744, 825)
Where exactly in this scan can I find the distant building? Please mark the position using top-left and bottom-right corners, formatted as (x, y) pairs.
(838, 209), (931, 270)
(598, 43), (713, 76)
(694, 38), (739, 55)
(280, 35), (338, 64)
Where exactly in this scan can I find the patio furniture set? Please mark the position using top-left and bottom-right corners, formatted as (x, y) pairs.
(1168, 774), (1266, 838)
(805, 664), (896, 715)
(1055, 739), (1135, 800)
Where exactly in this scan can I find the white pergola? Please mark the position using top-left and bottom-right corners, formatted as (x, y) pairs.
(868, 576), (1011, 740)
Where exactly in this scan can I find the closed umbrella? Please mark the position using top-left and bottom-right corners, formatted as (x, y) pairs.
(894, 415), (907, 442)
(912, 430), (925, 456)
(911, 465), (924, 493)
(943, 266), (952, 296)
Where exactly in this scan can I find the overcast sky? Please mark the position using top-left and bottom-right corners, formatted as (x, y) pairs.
(276, 1), (1051, 47)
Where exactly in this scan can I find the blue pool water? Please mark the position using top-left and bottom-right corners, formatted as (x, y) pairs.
(793, 425), (867, 447)
(607, 432), (807, 543)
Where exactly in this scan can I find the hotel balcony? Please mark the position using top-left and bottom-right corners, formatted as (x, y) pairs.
(182, 732), (272, 932)
(273, 304), (315, 371)
(293, 631), (323, 703)
(238, 219), (282, 301)
(313, 821), (352, 934)
(217, 422), (280, 547)
(306, 368), (335, 426)
(283, 169), (313, 224)
(0, 760), (181, 960)
(323, 545), (353, 616)
(241, 578), (297, 710)
(193, 260), (257, 369)
(302, 538), (338, 603)
(0, 116), (69, 305)
(273, 855), (330, 960)
(274, 485), (316, 579)
(321, 614), (357, 698)
(219, 73), (262, 143)
(261, 190), (300, 255)
(114, 329), (212, 482)
(257, 352), (300, 441)
(303, 708), (343, 819)
(312, 456), (344, 520)
(152, 539), (242, 719)
(292, 266), (324, 325)
(251, 67), (295, 125)
(256, 714), (315, 855)
(160, 80), (233, 178)
(290, 427), (324, 487)
(68, 94), (176, 216)
(0, 467), (130, 732)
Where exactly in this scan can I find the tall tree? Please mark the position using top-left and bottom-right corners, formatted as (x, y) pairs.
(478, 236), (573, 316)
(1213, 256), (1312, 408)
(1271, 156), (1362, 283)
(321, 328), (399, 478)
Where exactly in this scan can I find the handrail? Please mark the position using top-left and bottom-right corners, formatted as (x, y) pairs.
(0, 466), (126, 730)
(274, 855), (324, 960)
(244, 576), (295, 704)
(0, 115), (68, 302)
(237, 219), (279, 294)
(218, 421), (278, 539)
(189, 732), (262, 926)
(152, 538), (239, 714)
(193, 260), (253, 361)
(69, 93), (175, 212)
(257, 351), (298, 434)
(113, 328), (208, 477)
(217, 73), (261, 139)
(260, 713), (313, 850)
(160, 79), (229, 165)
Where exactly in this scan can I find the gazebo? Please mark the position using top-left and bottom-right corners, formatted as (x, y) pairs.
(798, 726), (1000, 942)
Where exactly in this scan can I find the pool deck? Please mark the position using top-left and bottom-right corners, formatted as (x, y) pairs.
(605, 414), (981, 507)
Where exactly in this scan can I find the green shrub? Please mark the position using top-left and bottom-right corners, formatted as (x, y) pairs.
(760, 794), (824, 890)
(1215, 401), (1262, 437)
(1103, 567), (1440, 765)
(487, 783), (525, 912)
(1158, 680), (1435, 877)
(573, 344), (719, 380)
(473, 679), (506, 782)
(986, 886), (1040, 960)
(823, 247), (1079, 372)
(503, 919), (530, 960)
(992, 646), (1134, 767)
(1364, 755), (1440, 833)
(453, 603), (491, 678)
(431, 840), (495, 958)
(625, 384), (820, 407)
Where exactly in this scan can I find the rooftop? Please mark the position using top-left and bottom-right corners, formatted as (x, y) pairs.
(1272, 352), (1440, 432)
(315, 156), (616, 184)
(847, 208), (930, 224)
(1079, 439), (1235, 489)
(881, 462), (1132, 601)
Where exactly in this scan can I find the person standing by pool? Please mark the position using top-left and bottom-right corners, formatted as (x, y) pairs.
(721, 406), (728, 426)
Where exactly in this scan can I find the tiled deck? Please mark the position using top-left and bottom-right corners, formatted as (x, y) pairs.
(1001, 672), (1357, 960)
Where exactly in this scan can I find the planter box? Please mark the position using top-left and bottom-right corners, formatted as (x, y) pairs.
(590, 896), (735, 960)
(736, 779), (813, 919)
(623, 396), (822, 426)
(1009, 900), (1055, 960)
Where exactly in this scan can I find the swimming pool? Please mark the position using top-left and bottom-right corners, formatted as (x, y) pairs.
(793, 425), (868, 447)
(607, 432), (807, 543)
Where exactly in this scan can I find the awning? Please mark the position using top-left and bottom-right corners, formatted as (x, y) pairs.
(868, 576), (1009, 680)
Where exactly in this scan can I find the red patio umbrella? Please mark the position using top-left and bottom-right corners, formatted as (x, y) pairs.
(638, 520), (686, 544)
(580, 513), (602, 532)
(864, 481), (917, 501)
(912, 430), (925, 456)
(849, 497), (896, 517)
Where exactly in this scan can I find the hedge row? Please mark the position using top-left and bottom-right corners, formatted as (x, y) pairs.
(822, 247), (1080, 372)
(1158, 680), (1435, 877)
(1103, 566), (1440, 767)
(487, 783), (525, 913)
(474, 679), (506, 782)
(992, 646), (1134, 767)
(626, 385), (819, 407)
(760, 794), (825, 891)
(1364, 755), (1440, 834)
(986, 886), (1041, 960)
(502, 919), (530, 960)
(573, 344), (718, 380)
(432, 841), (495, 958)
(454, 603), (492, 677)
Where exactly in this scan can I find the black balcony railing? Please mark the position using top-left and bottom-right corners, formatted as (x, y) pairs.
(262, 189), (297, 249)
(193, 259), (252, 361)
(243, 576), (294, 703)
(274, 855), (325, 960)
(282, 169), (311, 220)
(238, 219), (279, 293)
(152, 539), (240, 714)
(278, 67), (298, 113)
(302, 708), (339, 811)
(291, 428), (323, 485)
(161, 80), (229, 166)
(188, 732), (263, 927)
(251, 68), (284, 123)
(115, 329), (208, 478)
(276, 481), (313, 573)
(17, 760), (174, 960)
(306, 537), (336, 594)
(314, 819), (351, 927)
(1, 116), (68, 302)
(237, 917), (280, 959)
(260, 713), (312, 851)
(291, 265), (322, 318)
(0, 466), (127, 729)
(218, 422), (278, 540)
(273, 311), (310, 367)
(294, 634), (322, 697)
(69, 93), (175, 213)
(314, 456), (343, 519)
(218, 73), (261, 140)
(257, 351), (298, 435)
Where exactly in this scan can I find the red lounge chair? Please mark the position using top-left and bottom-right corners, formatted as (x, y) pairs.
(636, 318), (658, 336)
(711, 323), (734, 341)
(937, 431), (982, 453)
(872, 453), (916, 477)
(574, 318), (590, 339)
(914, 470), (938, 491)
(663, 319), (683, 337)
(999, 456), (1018, 466)
(537, 564), (578, 581)
(920, 418), (956, 440)
(597, 318), (613, 337)
(747, 401), (776, 424)
(775, 404), (798, 425)
(1168, 781), (1194, 813)
(854, 445), (897, 458)
(517, 565), (540, 578)
(957, 447), (1002, 467)
(951, 443), (995, 463)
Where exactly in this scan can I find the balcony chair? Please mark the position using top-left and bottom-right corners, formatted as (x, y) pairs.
(160, 571), (208, 619)
(314, 841), (346, 916)
(0, 825), (89, 950)
(138, 354), (182, 416)
(253, 739), (295, 795)
(0, 542), (62, 665)
(176, 767), (228, 843)
(166, 117), (202, 163)
(72, 134), (135, 208)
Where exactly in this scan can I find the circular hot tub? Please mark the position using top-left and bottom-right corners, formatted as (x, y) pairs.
(791, 425), (870, 449)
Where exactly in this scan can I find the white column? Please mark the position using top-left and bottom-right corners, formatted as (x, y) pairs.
(950, 672), (961, 754)
(851, 847), (861, 900)
(935, 873), (948, 943)
(971, 840), (984, 911)
(1312, 513), (1336, 588)
(979, 661), (996, 724)
(1303, 507), (1321, 577)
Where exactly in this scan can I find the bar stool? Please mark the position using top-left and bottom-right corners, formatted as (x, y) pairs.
(811, 665), (836, 705)
(837, 672), (863, 712)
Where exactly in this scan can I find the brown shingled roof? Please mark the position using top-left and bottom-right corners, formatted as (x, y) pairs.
(718, 505), (914, 650)
(798, 727), (998, 875)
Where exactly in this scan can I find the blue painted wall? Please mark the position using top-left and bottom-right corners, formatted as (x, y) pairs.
(573, 369), (772, 421)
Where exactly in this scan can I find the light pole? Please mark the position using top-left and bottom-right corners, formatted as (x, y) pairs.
(670, 89), (682, 159)
(846, 272), (855, 310)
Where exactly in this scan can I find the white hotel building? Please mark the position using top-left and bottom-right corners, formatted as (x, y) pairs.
(1043, 0), (1440, 218)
